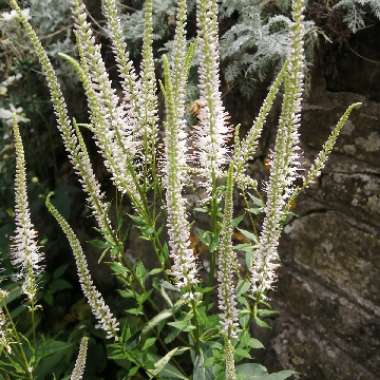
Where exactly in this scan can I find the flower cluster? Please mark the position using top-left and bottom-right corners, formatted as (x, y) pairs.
(290, 101), (362, 202)
(161, 0), (200, 292)
(224, 336), (237, 380)
(10, 116), (44, 304)
(103, 0), (159, 178)
(195, 0), (230, 188)
(9, 0), (117, 247)
(162, 48), (198, 290)
(70, 337), (89, 380)
(71, 0), (142, 207)
(234, 63), (287, 186)
(251, 0), (306, 299)
(139, 0), (159, 169)
(217, 165), (239, 339)
(172, 0), (190, 149)
(102, 0), (140, 128)
(46, 196), (119, 340)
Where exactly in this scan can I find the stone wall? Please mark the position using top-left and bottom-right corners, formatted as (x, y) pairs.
(267, 84), (380, 378)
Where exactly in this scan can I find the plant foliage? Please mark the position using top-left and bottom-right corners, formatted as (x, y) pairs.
(0, 0), (361, 378)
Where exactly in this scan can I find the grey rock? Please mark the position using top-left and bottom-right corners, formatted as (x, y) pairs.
(267, 89), (380, 379)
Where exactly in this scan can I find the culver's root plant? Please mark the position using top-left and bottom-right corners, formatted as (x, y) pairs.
(1, 0), (361, 378)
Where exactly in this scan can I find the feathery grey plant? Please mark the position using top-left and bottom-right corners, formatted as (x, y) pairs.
(10, 116), (44, 304)
(334, 0), (380, 33)
(46, 195), (119, 340)
(70, 337), (89, 380)
(220, 2), (290, 94)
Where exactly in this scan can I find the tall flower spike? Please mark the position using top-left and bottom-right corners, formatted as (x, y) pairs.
(140, 0), (159, 170)
(171, 0), (195, 177)
(70, 0), (143, 211)
(217, 164), (239, 380)
(11, 116), (44, 304)
(251, 0), (306, 300)
(172, 0), (188, 128)
(71, 0), (137, 163)
(102, 0), (141, 131)
(0, 308), (10, 354)
(162, 55), (198, 291)
(59, 53), (142, 214)
(70, 337), (89, 380)
(224, 336), (237, 380)
(8, 0), (117, 246)
(289, 102), (362, 204)
(209, 0), (220, 61)
(195, 0), (230, 188)
(280, 0), (306, 196)
(217, 164), (239, 339)
(72, 120), (118, 249)
(234, 62), (287, 186)
(0, 290), (11, 354)
(46, 195), (119, 340)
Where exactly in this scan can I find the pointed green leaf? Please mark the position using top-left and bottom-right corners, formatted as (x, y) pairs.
(142, 309), (173, 335)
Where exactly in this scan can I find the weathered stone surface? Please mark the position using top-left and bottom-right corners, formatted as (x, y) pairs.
(282, 211), (380, 307)
(266, 87), (380, 379)
(301, 93), (380, 168)
(271, 315), (379, 380)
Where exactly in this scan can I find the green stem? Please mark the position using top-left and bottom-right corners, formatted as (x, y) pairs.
(241, 189), (257, 236)
(190, 296), (201, 354)
(115, 268), (187, 377)
(29, 302), (36, 347)
(151, 151), (161, 220)
(209, 174), (220, 285)
(3, 306), (33, 380)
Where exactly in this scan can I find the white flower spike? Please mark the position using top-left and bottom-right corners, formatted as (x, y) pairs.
(11, 116), (44, 304)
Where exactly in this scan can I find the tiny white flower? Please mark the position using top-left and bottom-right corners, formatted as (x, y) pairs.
(11, 117), (44, 304)
(1, 8), (30, 22)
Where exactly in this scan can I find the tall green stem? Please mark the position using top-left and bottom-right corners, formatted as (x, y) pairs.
(209, 174), (220, 285)
(4, 306), (33, 380)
